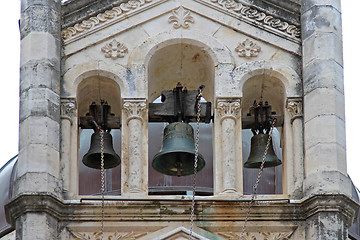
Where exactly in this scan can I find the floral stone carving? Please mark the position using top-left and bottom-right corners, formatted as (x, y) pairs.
(101, 39), (128, 59)
(168, 6), (194, 29)
(70, 231), (146, 240)
(235, 39), (261, 57)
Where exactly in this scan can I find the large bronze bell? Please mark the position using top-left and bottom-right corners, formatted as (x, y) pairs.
(244, 133), (282, 168)
(82, 131), (121, 169)
(152, 122), (206, 176)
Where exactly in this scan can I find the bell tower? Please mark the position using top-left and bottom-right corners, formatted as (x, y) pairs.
(3, 0), (359, 239)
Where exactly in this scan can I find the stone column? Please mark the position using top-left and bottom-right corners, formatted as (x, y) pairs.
(286, 97), (304, 198)
(122, 99), (147, 195)
(9, 0), (62, 238)
(60, 98), (77, 198)
(301, 1), (357, 238)
(214, 98), (242, 194)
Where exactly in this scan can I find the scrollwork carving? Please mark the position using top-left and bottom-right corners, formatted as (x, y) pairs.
(168, 6), (194, 29)
(216, 98), (241, 122)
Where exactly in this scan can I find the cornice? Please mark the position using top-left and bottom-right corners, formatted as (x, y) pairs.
(5, 194), (359, 227)
(61, 0), (301, 44)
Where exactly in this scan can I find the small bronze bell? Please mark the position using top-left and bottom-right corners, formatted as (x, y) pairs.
(152, 122), (205, 176)
(82, 131), (121, 169)
(244, 133), (282, 168)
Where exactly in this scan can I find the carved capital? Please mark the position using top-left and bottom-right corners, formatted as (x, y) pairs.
(286, 97), (303, 124)
(61, 98), (76, 123)
(123, 99), (147, 124)
(216, 98), (241, 122)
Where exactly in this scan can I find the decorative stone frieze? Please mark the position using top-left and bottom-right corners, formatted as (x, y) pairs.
(69, 230), (147, 240)
(235, 39), (261, 57)
(286, 97), (303, 124)
(61, 0), (155, 40)
(101, 39), (128, 59)
(217, 231), (293, 240)
(209, 0), (300, 39)
(168, 6), (194, 29)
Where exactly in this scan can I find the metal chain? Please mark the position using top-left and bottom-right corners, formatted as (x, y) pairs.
(189, 87), (203, 240)
(100, 129), (105, 240)
(239, 118), (277, 240)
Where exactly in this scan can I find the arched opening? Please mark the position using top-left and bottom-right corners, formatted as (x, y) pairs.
(147, 41), (215, 195)
(242, 74), (285, 195)
(77, 76), (122, 195)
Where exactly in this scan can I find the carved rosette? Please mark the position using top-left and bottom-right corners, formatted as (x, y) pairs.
(61, 98), (76, 123)
(217, 231), (293, 240)
(235, 39), (261, 57)
(216, 98), (241, 123)
(168, 6), (194, 29)
(286, 97), (303, 124)
(123, 99), (147, 124)
(101, 39), (128, 59)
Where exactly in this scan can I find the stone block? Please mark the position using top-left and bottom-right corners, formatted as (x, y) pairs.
(20, 32), (60, 68)
(304, 87), (345, 123)
(302, 32), (343, 67)
(20, 88), (60, 122)
(303, 59), (344, 95)
(302, 0), (341, 14)
(305, 142), (346, 175)
(304, 115), (346, 149)
(19, 116), (60, 152)
(302, 5), (342, 40)
(20, 5), (60, 39)
(20, 61), (60, 94)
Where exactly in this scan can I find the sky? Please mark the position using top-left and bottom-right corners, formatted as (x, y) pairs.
(0, 1), (359, 187)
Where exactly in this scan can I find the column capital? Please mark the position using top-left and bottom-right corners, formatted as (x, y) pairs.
(216, 98), (241, 123)
(286, 97), (303, 124)
(122, 98), (147, 124)
(60, 98), (76, 124)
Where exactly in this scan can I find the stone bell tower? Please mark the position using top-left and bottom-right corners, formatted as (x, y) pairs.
(3, 0), (359, 239)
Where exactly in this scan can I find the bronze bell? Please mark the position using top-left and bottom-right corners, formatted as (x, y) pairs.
(152, 122), (206, 176)
(82, 131), (121, 169)
(244, 133), (282, 168)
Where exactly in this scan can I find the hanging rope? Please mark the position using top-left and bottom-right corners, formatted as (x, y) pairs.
(239, 118), (277, 240)
(189, 85), (203, 240)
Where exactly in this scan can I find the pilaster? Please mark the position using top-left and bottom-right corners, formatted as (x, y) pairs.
(122, 99), (148, 196)
(214, 98), (242, 195)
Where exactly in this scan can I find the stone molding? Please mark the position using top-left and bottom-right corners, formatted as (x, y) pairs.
(216, 98), (241, 123)
(217, 231), (294, 240)
(5, 194), (359, 230)
(235, 39), (261, 57)
(69, 230), (147, 240)
(61, 0), (300, 43)
(286, 97), (303, 124)
(101, 39), (128, 59)
(61, 98), (76, 124)
(122, 99), (147, 124)
(168, 6), (195, 29)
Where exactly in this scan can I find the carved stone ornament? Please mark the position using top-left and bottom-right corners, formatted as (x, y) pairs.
(168, 6), (194, 29)
(61, 0), (154, 40)
(217, 231), (293, 240)
(61, 98), (76, 122)
(209, 0), (300, 39)
(216, 98), (241, 122)
(70, 230), (146, 240)
(236, 39), (261, 57)
(123, 99), (147, 124)
(101, 39), (128, 59)
(286, 97), (303, 124)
